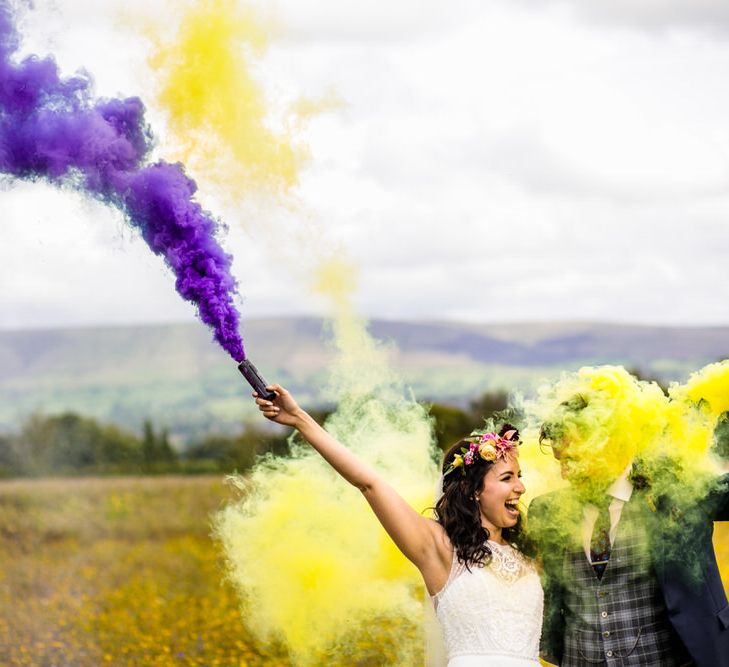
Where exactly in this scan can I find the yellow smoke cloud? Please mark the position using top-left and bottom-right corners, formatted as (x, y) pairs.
(147, 0), (315, 198)
(147, 3), (729, 652)
(311, 257), (358, 311)
(516, 424), (565, 505)
(528, 362), (725, 516)
(145, 6), (437, 656)
(527, 365), (671, 493)
(216, 337), (728, 661)
(665, 359), (729, 475)
(310, 258), (398, 399)
(288, 88), (347, 131)
(671, 359), (729, 418)
(525, 362), (727, 585)
(214, 258), (439, 664)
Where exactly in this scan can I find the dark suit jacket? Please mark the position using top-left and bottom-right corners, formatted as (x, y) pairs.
(529, 473), (729, 667)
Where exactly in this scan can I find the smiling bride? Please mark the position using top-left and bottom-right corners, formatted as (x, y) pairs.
(253, 383), (544, 667)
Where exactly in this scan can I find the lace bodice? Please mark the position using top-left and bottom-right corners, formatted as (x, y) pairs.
(432, 541), (544, 661)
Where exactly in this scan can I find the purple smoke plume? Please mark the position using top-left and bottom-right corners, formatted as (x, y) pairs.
(0, 1), (246, 360)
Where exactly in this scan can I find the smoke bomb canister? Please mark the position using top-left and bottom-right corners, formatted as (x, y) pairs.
(238, 359), (277, 401)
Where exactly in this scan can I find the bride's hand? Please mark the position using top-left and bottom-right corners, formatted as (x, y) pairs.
(253, 384), (305, 428)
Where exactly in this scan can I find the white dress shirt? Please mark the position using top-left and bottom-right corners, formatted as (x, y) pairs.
(582, 462), (634, 563)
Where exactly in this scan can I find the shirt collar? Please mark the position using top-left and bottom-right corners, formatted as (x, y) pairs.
(606, 461), (634, 503)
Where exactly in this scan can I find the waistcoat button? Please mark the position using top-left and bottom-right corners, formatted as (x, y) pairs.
(601, 611), (608, 618)
(606, 649), (614, 657)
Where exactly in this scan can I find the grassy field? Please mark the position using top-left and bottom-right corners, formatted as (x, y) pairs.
(0, 476), (293, 666)
(0, 476), (727, 666)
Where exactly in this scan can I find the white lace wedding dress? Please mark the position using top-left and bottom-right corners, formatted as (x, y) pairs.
(429, 540), (544, 667)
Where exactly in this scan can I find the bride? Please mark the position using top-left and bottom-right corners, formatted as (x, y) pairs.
(254, 384), (544, 667)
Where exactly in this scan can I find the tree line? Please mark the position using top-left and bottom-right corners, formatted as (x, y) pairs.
(4, 387), (724, 478)
(0, 391), (510, 478)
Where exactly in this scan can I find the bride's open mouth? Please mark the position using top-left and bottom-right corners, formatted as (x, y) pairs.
(504, 500), (520, 517)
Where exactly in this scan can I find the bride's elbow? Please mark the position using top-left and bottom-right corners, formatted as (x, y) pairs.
(356, 471), (387, 497)
(358, 480), (374, 495)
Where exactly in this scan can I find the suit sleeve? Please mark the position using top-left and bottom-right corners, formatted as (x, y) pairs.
(528, 495), (565, 666)
(709, 473), (729, 521)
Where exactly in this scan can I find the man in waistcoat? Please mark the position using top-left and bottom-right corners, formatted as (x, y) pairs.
(529, 400), (729, 667)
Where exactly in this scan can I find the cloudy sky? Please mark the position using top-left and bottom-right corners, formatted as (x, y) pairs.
(2, 0), (729, 330)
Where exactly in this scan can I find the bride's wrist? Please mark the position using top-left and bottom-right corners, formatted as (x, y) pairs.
(292, 408), (311, 430)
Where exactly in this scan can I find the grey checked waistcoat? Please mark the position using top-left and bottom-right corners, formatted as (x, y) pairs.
(560, 501), (692, 667)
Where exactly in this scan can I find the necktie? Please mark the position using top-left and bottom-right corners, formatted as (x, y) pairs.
(590, 498), (612, 580)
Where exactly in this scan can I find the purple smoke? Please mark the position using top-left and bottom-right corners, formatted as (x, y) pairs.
(0, 1), (246, 360)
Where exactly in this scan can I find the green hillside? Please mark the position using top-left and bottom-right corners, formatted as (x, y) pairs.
(1, 318), (726, 441)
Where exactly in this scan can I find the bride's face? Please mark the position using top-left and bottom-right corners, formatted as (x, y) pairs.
(475, 456), (525, 534)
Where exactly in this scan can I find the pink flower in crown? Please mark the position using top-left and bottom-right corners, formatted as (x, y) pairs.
(494, 441), (508, 458)
(464, 451), (475, 466)
(478, 432), (499, 445)
(495, 429), (519, 459)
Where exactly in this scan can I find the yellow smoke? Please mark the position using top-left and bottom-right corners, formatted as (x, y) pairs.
(145, 3), (729, 655)
(216, 327), (728, 661)
(524, 362), (727, 585)
(288, 88), (347, 130)
(532, 364), (726, 480)
(671, 359), (729, 418)
(146, 0), (323, 198)
(527, 365), (671, 494)
(310, 258), (398, 399)
(516, 424), (565, 505)
(214, 258), (439, 665)
(666, 359), (729, 475)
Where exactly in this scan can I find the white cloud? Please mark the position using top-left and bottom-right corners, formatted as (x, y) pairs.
(516, 0), (729, 33)
(2, 0), (729, 330)
(270, 0), (469, 44)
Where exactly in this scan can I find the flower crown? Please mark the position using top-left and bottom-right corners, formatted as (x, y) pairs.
(444, 428), (520, 477)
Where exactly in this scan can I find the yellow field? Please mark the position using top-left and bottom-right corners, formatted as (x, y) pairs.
(0, 476), (727, 667)
(0, 476), (291, 666)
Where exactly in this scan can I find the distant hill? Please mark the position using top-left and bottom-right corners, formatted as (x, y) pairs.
(1, 318), (727, 440)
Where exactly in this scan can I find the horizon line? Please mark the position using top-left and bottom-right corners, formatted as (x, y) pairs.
(2, 315), (729, 334)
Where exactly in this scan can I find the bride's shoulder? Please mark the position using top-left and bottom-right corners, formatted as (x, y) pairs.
(421, 520), (456, 595)
(425, 519), (454, 563)
(426, 517), (450, 542)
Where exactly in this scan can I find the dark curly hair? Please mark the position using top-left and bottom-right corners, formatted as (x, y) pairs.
(433, 423), (532, 569)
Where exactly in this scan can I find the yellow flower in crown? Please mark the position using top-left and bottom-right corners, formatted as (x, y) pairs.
(451, 453), (464, 469)
(478, 442), (497, 461)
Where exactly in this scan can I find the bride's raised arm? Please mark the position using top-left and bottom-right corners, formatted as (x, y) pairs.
(254, 384), (447, 573)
